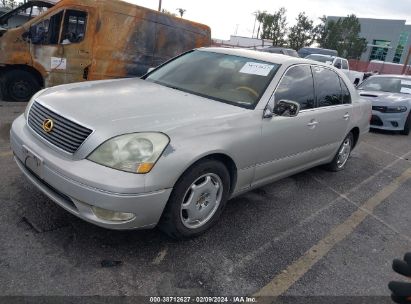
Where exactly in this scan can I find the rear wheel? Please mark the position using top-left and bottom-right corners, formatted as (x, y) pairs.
(159, 159), (230, 239)
(325, 132), (354, 172)
(4, 70), (40, 102)
(400, 113), (411, 136)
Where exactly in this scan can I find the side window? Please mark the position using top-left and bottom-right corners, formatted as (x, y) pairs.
(30, 11), (63, 45)
(274, 65), (315, 110)
(60, 10), (87, 44)
(340, 78), (352, 104)
(342, 60), (349, 70)
(313, 66), (342, 107)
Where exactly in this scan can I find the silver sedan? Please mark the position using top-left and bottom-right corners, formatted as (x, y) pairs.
(10, 48), (371, 239)
(358, 75), (411, 135)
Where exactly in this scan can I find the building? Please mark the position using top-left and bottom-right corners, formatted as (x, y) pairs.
(328, 17), (411, 65)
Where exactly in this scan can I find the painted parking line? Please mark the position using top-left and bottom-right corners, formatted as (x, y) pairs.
(0, 151), (12, 158)
(255, 167), (411, 297)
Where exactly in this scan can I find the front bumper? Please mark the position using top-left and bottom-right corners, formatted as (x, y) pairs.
(370, 110), (409, 131)
(10, 115), (172, 230)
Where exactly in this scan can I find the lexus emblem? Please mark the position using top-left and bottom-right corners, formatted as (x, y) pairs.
(42, 119), (54, 133)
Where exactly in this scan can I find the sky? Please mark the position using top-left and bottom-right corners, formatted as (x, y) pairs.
(124, 0), (411, 40)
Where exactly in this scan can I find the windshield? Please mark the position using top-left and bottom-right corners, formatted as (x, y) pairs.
(306, 54), (334, 63)
(358, 77), (411, 95)
(145, 50), (280, 109)
(0, 1), (53, 28)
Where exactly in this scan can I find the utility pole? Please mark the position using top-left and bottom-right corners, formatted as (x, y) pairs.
(158, 0), (162, 12)
(252, 12), (258, 38)
(402, 46), (411, 75)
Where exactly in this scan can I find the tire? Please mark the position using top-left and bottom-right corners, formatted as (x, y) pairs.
(159, 159), (231, 239)
(325, 132), (354, 172)
(400, 113), (411, 136)
(4, 70), (40, 102)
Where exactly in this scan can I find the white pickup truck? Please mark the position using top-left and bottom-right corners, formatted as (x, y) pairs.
(306, 54), (365, 85)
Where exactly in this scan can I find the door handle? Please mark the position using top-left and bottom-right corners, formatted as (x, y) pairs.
(343, 113), (350, 120)
(78, 49), (89, 55)
(307, 120), (319, 127)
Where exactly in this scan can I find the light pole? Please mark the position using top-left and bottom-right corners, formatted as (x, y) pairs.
(158, 0), (162, 12)
(402, 46), (411, 75)
(252, 12), (258, 38)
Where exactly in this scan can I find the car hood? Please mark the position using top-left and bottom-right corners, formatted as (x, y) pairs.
(359, 90), (411, 106)
(35, 78), (248, 136)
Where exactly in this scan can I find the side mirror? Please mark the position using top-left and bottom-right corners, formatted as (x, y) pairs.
(273, 100), (300, 117)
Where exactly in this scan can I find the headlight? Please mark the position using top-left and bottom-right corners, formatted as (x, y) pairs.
(386, 106), (407, 113)
(24, 88), (48, 119)
(87, 133), (169, 174)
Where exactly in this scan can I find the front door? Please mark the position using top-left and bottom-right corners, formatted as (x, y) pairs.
(29, 7), (93, 87)
(254, 64), (322, 186)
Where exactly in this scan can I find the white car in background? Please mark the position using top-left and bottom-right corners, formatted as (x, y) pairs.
(358, 75), (411, 135)
(306, 54), (364, 85)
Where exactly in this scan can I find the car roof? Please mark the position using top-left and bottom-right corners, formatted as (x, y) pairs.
(265, 47), (294, 51)
(198, 47), (321, 67)
(307, 54), (337, 59)
(369, 74), (411, 79)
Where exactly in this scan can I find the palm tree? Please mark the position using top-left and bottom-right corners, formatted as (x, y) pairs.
(176, 8), (186, 18)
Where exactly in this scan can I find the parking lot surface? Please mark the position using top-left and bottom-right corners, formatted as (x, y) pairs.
(1, 100), (411, 297)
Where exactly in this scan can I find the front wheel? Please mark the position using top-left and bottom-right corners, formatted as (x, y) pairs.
(400, 113), (410, 136)
(325, 132), (354, 172)
(159, 159), (231, 239)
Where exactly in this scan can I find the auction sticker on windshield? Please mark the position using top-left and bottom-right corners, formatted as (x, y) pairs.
(239, 62), (274, 76)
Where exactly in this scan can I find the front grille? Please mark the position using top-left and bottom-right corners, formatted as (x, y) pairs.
(28, 102), (92, 154)
(370, 115), (383, 126)
(372, 106), (387, 113)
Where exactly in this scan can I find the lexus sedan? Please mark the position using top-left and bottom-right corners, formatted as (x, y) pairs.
(10, 48), (371, 239)
(358, 75), (411, 135)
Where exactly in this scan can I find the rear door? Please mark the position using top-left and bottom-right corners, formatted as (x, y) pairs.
(311, 66), (353, 157)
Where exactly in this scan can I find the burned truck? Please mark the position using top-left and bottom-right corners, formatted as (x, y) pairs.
(0, 0), (211, 101)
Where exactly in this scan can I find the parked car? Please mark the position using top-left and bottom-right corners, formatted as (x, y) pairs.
(0, 0), (211, 101)
(298, 47), (338, 58)
(358, 75), (411, 135)
(10, 48), (371, 239)
(305, 54), (364, 85)
(261, 47), (299, 57)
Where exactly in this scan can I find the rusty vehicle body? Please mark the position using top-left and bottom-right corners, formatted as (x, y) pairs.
(0, 0), (211, 101)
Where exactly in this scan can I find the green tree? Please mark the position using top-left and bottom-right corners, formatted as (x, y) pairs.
(257, 7), (287, 46)
(287, 12), (315, 50)
(1, 0), (22, 8)
(339, 15), (367, 59)
(313, 15), (328, 47)
(317, 14), (367, 59)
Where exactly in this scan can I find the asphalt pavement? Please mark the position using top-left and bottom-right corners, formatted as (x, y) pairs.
(0, 100), (410, 299)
